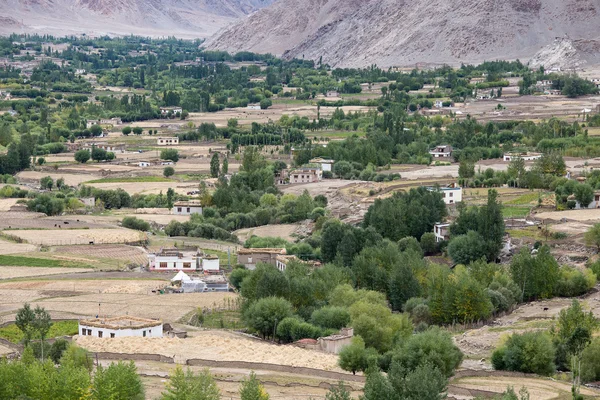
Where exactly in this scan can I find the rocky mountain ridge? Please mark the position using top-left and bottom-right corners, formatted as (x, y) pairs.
(0, 0), (275, 38)
(205, 0), (600, 68)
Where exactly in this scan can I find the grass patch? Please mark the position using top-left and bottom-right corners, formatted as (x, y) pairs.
(0, 255), (90, 268)
(488, 319), (553, 333)
(85, 176), (172, 184)
(0, 320), (79, 344)
(503, 206), (531, 218)
(507, 227), (540, 239)
(197, 310), (245, 330)
(505, 192), (541, 205)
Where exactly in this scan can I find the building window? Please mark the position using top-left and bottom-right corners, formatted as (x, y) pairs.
(183, 262), (191, 269)
(449, 192), (453, 197)
(98, 331), (103, 338)
(177, 207), (182, 212)
(187, 208), (190, 213)
(110, 333), (115, 338)
(143, 331), (146, 337)
(449, 200), (454, 204)
(160, 262), (168, 269)
(82, 328), (86, 335)
(87, 329), (92, 335)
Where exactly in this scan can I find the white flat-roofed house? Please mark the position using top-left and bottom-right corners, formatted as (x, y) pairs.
(172, 201), (203, 215)
(160, 107), (183, 116)
(434, 223), (451, 243)
(429, 145), (453, 159)
(289, 168), (322, 184)
(157, 137), (179, 146)
(309, 158), (335, 172)
(427, 184), (462, 205)
(138, 161), (151, 167)
(86, 120), (99, 129)
(79, 316), (163, 338)
(202, 255), (220, 273)
(503, 152), (542, 162)
(149, 247), (201, 271)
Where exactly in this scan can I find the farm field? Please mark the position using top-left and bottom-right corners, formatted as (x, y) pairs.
(87, 181), (199, 195)
(234, 224), (300, 243)
(52, 244), (149, 267)
(0, 266), (93, 280)
(0, 279), (235, 321)
(0, 239), (38, 255)
(76, 330), (342, 370)
(536, 209), (600, 222)
(16, 170), (102, 186)
(0, 198), (19, 211)
(2, 228), (146, 246)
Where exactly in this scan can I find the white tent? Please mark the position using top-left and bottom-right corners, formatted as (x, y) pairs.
(171, 271), (191, 282)
(582, 108), (592, 113)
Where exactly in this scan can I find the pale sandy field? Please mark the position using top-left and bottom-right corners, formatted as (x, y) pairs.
(234, 224), (300, 243)
(0, 279), (236, 321)
(76, 330), (342, 371)
(0, 198), (19, 211)
(2, 228), (146, 246)
(452, 376), (598, 399)
(16, 170), (102, 186)
(0, 239), (37, 255)
(52, 244), (148, 265)
(0, 266), (93, 280)
(88, 181), (199, 195)
(536, 209), (600, 222)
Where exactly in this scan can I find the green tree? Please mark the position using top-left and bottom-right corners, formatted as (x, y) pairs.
(40, 176), (54, 191)
(210, 153), (220, 178)
(448, 230), (487, 265)
(363, 361), (447, 400)
(74, 149), (90, 163)
(581, 338), (600, 383)
(37, 157), (45, 166)
(15, 303), (36, 346)
(164, 166), (175, 178)
(420, 232), (437, 255)
(491, 332), (555, 375)
(222, 157), (229, 175)
(133, 127), (143, 135)
(32, 306), (52, 361)
(122, 126), (132, 135)
(585, 223), (600, 251)
(243, 297), (293, 339)
(92, 361), (144, 400)
(575, 183), (594, 208)
(339, 336), (369, 375)
(310, 306), (351, 330)
(260, 98), (272, 110)
(325, 382), (353, 400)
(510, 246), (560, 301)
(161, 149), (180, 162)
(161, 366), (221, 400)
(507, 156), (526, 187)
(56, 177), (65, 189)
(239, 372), (269, 400)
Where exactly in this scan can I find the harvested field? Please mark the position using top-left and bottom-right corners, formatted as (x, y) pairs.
(2, 228), (146, 246)
(452, 375), (599, 399)
(0, 239), (37, 255)
(88, 181), (198, 195)
(0, 211), (45, 220)
(535, 209), (600, 222)
(234, 224), (300, 242)
(0, 198), (19, 211)
(0, 279), (236, 321)
(16, 171), (102, 186)
(53, 244), (148, 266)
(0, 216), (112, 230)
(76, 330), (342, 370)
(0, 266), (93, 280)
(550, 221), (592, 235)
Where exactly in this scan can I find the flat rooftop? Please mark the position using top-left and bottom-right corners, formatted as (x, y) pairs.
(80, 316), (162, 330)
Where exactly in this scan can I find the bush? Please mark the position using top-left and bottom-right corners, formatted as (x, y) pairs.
(229, 268), (251, 290)
(163, 166), (175, 178)
(121, 217), (150, 232)
(310, 306), (351, 330)
(582, 338), (600, 383)
(243, 297), (293, 339)
(161, 148), (180, 162)
(491, 332), (555, 375)
(276, 316), (303, 343)
(49, 339), (69, 363)
(420, 232), (437, 254)
(448, 231), (487, 265)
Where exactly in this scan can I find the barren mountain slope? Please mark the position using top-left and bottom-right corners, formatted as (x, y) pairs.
(0, 0), (275, 38)
(205, 0), (600, 67)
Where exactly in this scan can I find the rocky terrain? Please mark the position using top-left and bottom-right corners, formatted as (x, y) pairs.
(0, 0), (275, 38)
(205, 0), (600, 68)
(529, 38), (600, 71)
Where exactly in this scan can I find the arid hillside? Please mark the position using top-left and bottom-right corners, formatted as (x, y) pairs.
(0, 0), (275, 38)
(205, 0), (600, 67)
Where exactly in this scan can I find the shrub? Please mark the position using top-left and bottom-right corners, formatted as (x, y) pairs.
(121, 217), (150, 232)
(243, 297), (293, 339)
(163, 166), (175, 178)
(310, 306), (351, 330)
(491, 332), (555, 375)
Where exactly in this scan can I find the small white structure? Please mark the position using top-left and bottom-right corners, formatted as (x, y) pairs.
(429, 145), (453, 159)
(79, 316), (163, 338)
(75, 69), (86, 75)
(173, 201), (203, 215)
(289, 168), (323, 184)
(309, 158), (335, 172)
(569, 192), (600, 209)
(86, 120), (99, 129)
(160, 107), (183, 116)
(247, 104), (261, 110)
(503, 152), (542, 162)
(171, 270), (191, 283)
(157, 137), (179, 146)
(149, 248), (201, 271)
(276, 255), (299, 272)
(326, 91), (340, 98)
(138, 161), (151, 167)
(427, 184), (462, 205)
(433, 223), (451, 243)
(202, 255), (220, 272)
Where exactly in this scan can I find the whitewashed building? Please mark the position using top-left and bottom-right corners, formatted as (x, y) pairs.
(429, 145), (453, 159)
(503, 152), (542, 162)
(202, 255), (220, 272)
(433, 223), (451, 243)
(157, 137), (179, 146)
(172, 201), (203, 215)
(427, 185), (462, 205)
(289, 168), (323, 184)
(79, 316), (163, 338)
(149, 248), (201, 271)
(160, 107), (183, 116)
(138, 161), (151, 167)
(309, 158), (335, 172)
